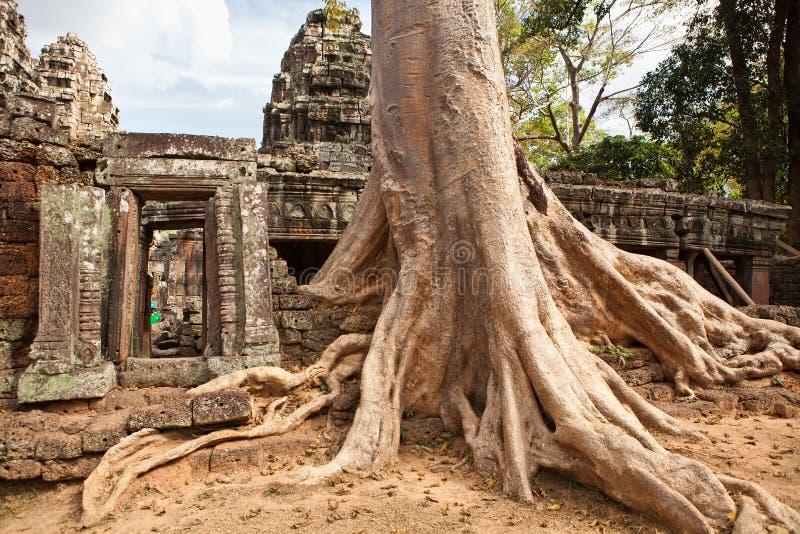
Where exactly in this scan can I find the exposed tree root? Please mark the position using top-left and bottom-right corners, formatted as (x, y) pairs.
(80, 335), (371, 527)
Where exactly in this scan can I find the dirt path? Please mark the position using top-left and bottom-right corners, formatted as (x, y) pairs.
(2, 408), (798, 534)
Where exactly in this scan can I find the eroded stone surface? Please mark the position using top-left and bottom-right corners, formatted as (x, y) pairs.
(35, 32), (119, 145)
(127, 400), (192, 432)
(261, 9), (371, 173)
(192, 390), (251, 427)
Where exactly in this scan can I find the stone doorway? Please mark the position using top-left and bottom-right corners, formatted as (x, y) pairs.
(17, 134), (281, 402)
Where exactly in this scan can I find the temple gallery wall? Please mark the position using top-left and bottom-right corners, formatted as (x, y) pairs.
(0, 1), (799, 483)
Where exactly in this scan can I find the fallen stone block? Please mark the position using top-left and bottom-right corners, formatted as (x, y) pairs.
(127, 401), (192, 432)
(192, 391), (252, 427)
(118, 357), (209, 388)
(207, 352), (280, 378)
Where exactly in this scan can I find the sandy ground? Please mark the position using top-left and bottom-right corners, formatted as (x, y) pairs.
(1, 406), (799, 534)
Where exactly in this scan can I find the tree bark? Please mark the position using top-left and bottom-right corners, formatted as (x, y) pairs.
(786, 0), (800, 246)
(719, 0), (768, 199)
(765, 0), (787, 203)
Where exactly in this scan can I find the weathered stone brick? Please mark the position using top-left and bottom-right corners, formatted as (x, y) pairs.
(0, 459), (42, 479)
(82, 412), (129, 453)
(0, 161), (36, 181)
(271, 276), (297, 294)
(0, 369), (18, 396)
(275, 294), (314, 310)
(0, 253), (26, 275)
(0, 219), (38, 243)
(301, 329), (340, 352)
(0, 275), (28, 296)
(34, 432), (83, 460)
(41, 455), (101, 481)
(3, 200), (38, 220)
(278, 328), (302, 345)
(0, 293), (36, 318)
(192, 391), (251, 427)
(0, 344), (10, 371)
(34, 144), (77, 168)
(310, 309), (348, 329)
(278, 310), (313, 330)
(2, 426), (36, 459)
(0, 319), (32, 341)
(127, 401), (192, 432)
(0, 180), (36, 201)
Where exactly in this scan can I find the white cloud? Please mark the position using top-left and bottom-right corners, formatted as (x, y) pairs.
(20, 0), (234, 93)
(211, 96), (236, 109)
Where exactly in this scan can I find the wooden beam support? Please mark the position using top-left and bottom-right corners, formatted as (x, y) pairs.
(777, 239), (800, 258)
(702, 248), (756, 306)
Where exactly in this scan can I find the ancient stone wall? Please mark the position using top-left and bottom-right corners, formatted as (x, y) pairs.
(35, 33), (119, 145)
(261, 9), (371, 173)
(269, 246), (377, 368)
(0, 0), (38, 97)
(0, 93), (81, 408)
(770, 257), (800, 307)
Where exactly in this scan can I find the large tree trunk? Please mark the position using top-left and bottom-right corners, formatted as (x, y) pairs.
(82, 1), (800, 532)
(297, 1), (800, 531)
(765, 0), (787, 203)
(786, 0), (800, 246)
(719, 0), (770, 200)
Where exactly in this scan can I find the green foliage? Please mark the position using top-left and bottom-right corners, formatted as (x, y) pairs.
(635, 4), (788, 198)
(497, 0), (676, 160)
(322, 0), (359, 31)
(551, 135), (679, 181)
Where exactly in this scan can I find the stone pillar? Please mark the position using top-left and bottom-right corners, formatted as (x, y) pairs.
(751, 257), (772, 305)
(106, 188), (141, 363)
(204, 198), (221, 357)
(135, 227), (153, 357)
(238, 182), (280, 356)
(17, 185), (116, 403)
(213, 185), (240, 358)
(206, 183), (281, 377)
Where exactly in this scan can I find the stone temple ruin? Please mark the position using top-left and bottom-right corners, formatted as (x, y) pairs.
(0, 2), (799, 483)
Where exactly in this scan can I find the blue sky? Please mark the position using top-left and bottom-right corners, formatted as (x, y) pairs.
(18, 0), (372, 141)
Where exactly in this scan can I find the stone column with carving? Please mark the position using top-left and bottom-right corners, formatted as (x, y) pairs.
(17, 184), (116, 403)
(206, 182), (281, 377)
(238, 182), (280, 357)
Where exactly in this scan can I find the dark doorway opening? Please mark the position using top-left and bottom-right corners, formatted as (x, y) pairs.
(272, 240), (337, 285)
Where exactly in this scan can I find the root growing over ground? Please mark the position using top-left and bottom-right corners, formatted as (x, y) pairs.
(82, 1), (800, 532)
